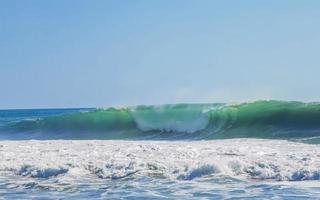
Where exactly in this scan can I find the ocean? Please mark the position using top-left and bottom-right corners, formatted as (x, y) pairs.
(0, 100), (320, 199)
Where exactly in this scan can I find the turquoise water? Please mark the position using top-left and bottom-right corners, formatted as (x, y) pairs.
(2, 100), (320, 141)
(0, 100), (320, 199)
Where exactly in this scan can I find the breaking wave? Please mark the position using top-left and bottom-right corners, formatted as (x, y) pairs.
(2, 100), (320, 140)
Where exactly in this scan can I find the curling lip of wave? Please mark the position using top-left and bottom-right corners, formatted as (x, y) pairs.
(3, 100), (320, 140)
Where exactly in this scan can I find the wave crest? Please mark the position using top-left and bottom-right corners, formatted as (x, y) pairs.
(3, 100), (320, 140)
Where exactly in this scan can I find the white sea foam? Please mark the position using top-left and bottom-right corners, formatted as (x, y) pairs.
(0, 139), (319, 182)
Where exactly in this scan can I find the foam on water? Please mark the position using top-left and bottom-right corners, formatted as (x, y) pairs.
(0, 139), (320, 199)
(0, 139), (319, 181)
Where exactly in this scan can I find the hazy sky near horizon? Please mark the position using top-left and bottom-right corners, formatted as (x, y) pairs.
(1, 0), (320, 108)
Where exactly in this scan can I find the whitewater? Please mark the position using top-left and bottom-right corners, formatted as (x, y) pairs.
(0, 101), (320, 199)
(1, 139), (320, 199)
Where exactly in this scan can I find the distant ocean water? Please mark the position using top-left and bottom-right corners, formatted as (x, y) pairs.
(0, 100), (320, 199)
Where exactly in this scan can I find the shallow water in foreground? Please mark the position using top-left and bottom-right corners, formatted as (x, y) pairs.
(1, 175), (320, 199)
(0, 139), (319, 199)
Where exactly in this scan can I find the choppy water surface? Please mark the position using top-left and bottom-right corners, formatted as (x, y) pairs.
(0, 139), (319, 199)
(1, 175), (320, 199)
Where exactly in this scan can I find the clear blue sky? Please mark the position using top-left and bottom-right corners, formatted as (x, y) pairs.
(1, 0), (320, 109)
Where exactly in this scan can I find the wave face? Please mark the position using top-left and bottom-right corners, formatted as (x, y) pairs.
(1, 100), (320, 140)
